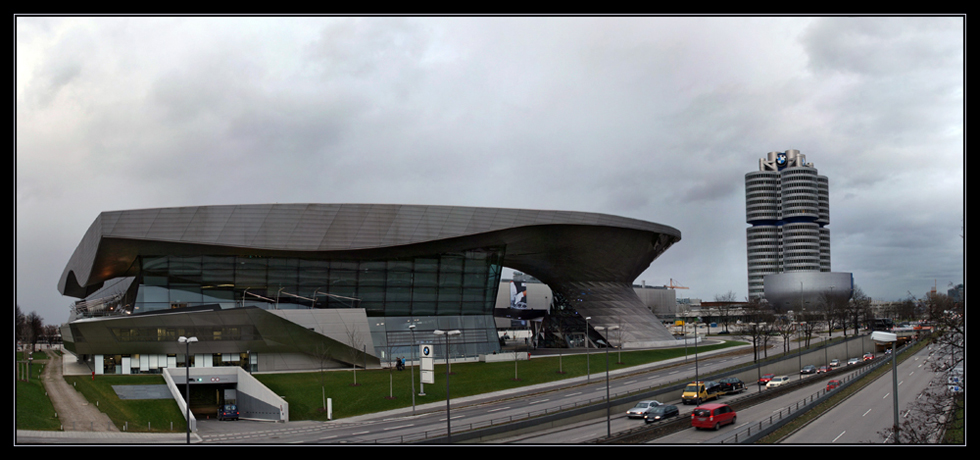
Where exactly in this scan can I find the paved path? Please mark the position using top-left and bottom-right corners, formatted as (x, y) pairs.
(40, 352), (119, 432)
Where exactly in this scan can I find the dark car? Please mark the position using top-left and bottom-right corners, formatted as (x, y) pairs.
(643, 404), (679, 423)
(218, 404), (239, 421)
(800, 365), (817, 374)
(718, 377), (745, 394)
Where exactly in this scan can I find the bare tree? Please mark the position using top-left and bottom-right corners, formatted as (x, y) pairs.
(308, 343), (334, 416)
(739, 300), (776, 361)
(344, 324), (364, 386)
(713, 291), (739, 334)
(26, 311), (45, 353)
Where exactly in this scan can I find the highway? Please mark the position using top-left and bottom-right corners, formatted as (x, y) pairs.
(195, 332), (921, 445)
(780, 344), (943, 444)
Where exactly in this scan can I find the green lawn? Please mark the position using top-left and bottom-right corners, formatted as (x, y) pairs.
(256, 341), (741, 421)
(61, 374), (188, 432)
(16, 341), (741, 430)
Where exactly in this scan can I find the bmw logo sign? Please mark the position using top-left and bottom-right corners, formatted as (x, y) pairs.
(422, 345), (431, 357)
(776, 152), (787, 166)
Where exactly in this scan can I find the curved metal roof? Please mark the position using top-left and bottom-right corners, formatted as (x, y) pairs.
(60, 203), (680, 297)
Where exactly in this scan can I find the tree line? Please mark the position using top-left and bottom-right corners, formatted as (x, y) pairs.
(16, 305), (61, 353)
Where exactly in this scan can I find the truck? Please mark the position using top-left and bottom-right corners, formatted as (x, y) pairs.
(681, 380), (725, 405)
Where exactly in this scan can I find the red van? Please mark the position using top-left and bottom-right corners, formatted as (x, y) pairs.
(691, 403), (737, 430)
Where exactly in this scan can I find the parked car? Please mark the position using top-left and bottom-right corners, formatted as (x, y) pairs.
(218, 404), (239, 421)
(817, 366), (830, 374)
(691, 403), (737, 430)
(826, 380), (841, 391)
(681, 381), (724, 405)
(765, 375), (791, 389)
(718, 377), (746, 394)
(643, 404), (679, 423)
(758, 373), (775, 385)
(626, 400), (661, 418)
(829, 359), (841, 368)
(847, 357), (861, 366)
(863, 352), (875, 361)
(800, 365), (817, 374)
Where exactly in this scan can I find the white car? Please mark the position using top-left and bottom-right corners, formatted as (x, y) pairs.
(626, 400), (661, 419)
(765, 375), (790, 389)
(829, 359), (841, 368)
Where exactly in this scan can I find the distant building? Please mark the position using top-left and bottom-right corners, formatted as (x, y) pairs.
(745, 150), (852, 307)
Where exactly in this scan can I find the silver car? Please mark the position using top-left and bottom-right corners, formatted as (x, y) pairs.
(626, 400), (661, 418)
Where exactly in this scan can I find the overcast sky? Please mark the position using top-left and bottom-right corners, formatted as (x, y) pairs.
(16, 15), (964, 326)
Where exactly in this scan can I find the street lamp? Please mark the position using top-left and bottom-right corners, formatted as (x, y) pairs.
(408, 324), (417, 415)
(872, 331), (900, 442)
(594, 325), (618, 438)
(177, 335), (198, 444)
(433, 329), (460, 442)
(585, 316), (591, 382)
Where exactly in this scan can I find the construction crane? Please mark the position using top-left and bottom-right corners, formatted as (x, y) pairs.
(665, 278), (689, 289)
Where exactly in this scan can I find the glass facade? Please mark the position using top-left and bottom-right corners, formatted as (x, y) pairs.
(121, 247), (504, 359)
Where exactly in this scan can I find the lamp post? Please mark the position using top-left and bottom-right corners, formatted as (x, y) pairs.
(585, 316), (591, 382)
(177, 336), (198, 444)
(433, 329), (460, 442)
(408, 324), (417, 415)
(871, 331), (900, 442)
(594, 325), (618, 438)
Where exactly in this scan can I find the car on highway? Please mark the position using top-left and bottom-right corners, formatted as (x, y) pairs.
(829, 359), (841, 368)
(643, 404), (679, 423)
(691, 403), (737, 430)
(758, 373), (775, 385)
(681, 381), (724, 405)
(718, 377), (746, 394)
(218, 404), (239, 421)
(826, 380), (841, 391)
(800, 365), (817, 374)
(817, 365), (830, 374)
(765, 375), (791, 389)
(863, 352), (875, 361)
(626, 400), (661, 418)
(847, 357), (861, 366)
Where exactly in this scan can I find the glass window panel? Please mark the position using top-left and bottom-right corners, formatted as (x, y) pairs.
(385, 302), (411, 316)
(412, 301), (436, 316)
(415, 258), (438, 272)
(170, 256), (202, 276)
(414, 271), (437, 287)
(440, 256), (464, 273)
(201, 288), (234, 303)
(460, 301), (484, 315)
(143, 256), (168, 271)
(462, 272), (485, 287)
(360, 260), (387, 271)
(461, 287), (485, 302)
(412, 287), (437, 303)
(170, 285), (202, 303)
(387, 260), (413, 271)
(139, 285), (169, 303)
(387, 270), (412, 287)
(437, 301), (461, 316)
(387, 286), (412, 303)
(329, 260), (358, 270)
(439, 271), (462, 288)
(358, 268), (386, 287)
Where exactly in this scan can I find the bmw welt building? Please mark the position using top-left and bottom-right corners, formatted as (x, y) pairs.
(58, 204), (681, 374)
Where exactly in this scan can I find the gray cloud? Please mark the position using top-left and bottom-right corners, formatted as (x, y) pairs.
(16, 16), (963, 324)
